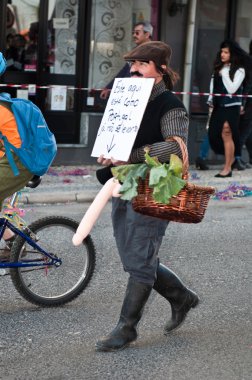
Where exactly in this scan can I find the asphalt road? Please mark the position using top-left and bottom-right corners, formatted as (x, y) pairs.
(0, 197), (251, 380)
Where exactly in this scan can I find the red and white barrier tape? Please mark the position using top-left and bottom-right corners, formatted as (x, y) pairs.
(0, 83), (252, 97)
(173, 91), (252, 98)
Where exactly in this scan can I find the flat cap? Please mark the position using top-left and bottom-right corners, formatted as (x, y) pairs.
(124, 41), (172, 67)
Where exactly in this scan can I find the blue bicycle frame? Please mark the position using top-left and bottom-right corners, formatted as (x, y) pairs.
(0, 216), (62, 269)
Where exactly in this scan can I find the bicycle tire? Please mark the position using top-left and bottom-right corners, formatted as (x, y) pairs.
(10, 216), (96, 307)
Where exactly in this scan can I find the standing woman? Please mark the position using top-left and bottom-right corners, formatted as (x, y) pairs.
(208, 40), (247, 177)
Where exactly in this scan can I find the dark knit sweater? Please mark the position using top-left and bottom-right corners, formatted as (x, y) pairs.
(129, 81), (189, 163)
(134, 91), (186, 148)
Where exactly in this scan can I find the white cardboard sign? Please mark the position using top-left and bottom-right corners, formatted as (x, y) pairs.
(51, 86), (67, 111)
(91, 77), (155, 161)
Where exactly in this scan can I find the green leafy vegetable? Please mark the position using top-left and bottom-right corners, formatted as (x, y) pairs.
(144, 147), (160, 168)
(111, 163), (148, 200)
(169, 154), (184, 176)
(111, 150), (186, 204)
(111, 163), (145, 183)
(149, 164), (168, 185)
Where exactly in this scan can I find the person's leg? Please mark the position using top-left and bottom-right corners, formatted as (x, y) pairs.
(95, 277), (152, 351)
(0, 155), (33, 256)
(113, 200), (199, 335)
(115, 199), (199, 334)
(96, 199), (167, 351)
(239, 114), (252, 149)
(215, 121), (234, 177)
(153, 263), (199, 333)
(2, 229), (15, 240)
(195, 134), (210, 170)
(230, 113), (249, 169)
(200, 134), (210, 159)
(245, 127), (252, 164)
(0, 155), (33, 205)
(0, 199), (14, 240)
(96, 198), (199, 350)
(111, 198), (168, 285)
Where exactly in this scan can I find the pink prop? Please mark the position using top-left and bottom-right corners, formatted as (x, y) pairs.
(72, 177), (121, 246)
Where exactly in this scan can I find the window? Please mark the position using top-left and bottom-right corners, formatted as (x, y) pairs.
(190, 0), (227, 113)
(87, 0), (159, 109)
(5, 0), (39, 72)
(45, 0), (79, 74)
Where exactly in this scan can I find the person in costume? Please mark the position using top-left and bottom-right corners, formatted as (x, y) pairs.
(75, 41), (199, 352)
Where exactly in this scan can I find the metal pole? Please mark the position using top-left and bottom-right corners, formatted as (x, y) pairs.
(182, 0), (197, 112)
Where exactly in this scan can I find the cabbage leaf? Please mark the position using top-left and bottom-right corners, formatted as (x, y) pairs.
(111, 151), (186, 203)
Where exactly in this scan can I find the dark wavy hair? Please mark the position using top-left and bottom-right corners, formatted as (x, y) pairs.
(213, 39), (252, 83)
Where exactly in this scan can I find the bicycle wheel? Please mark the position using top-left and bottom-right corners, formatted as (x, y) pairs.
(10, 216), (96, 307)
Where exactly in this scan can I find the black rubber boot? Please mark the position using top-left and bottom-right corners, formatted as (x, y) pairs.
(153, 263), (199, 334)
(96, 278), (152, 351)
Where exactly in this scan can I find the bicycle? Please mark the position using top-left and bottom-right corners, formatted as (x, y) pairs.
(0, 176), (96, 307)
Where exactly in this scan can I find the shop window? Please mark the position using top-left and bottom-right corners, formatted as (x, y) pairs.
(191, 0), (227, 114)
(87, 0), (159, 110)
(45, 0), (79, 75)
(5, 0), (39, 72)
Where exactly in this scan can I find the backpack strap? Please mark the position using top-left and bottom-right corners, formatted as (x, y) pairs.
(0, 131), (20, 176)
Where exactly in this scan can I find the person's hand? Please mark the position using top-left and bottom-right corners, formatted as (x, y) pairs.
(100, 88), (111, 99)
(240, 106), (245, 115)
(111, 158), (128, 166)
(97, 155), (128, 166)
(97, 155), (112, 166)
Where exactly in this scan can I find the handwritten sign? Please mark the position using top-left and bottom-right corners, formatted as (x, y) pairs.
(51, 86), (67, 111)
(91, 77), (155, 161)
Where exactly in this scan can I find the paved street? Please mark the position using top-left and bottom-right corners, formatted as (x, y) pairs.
(0, 166), (252, 379)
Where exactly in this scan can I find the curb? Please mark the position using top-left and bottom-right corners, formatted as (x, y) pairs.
(20, 190), (96, 204)
(18, 168), (252, 204)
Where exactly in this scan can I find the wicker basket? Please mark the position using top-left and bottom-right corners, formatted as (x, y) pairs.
(132, 137), (215, 223)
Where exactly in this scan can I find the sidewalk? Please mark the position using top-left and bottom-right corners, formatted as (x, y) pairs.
(19, 164), (252, 204)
